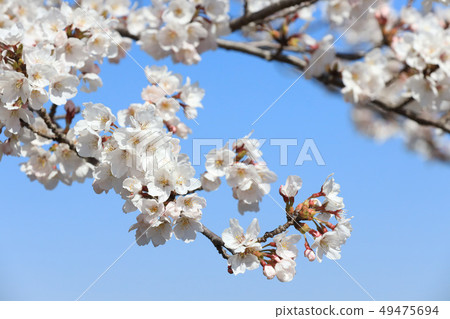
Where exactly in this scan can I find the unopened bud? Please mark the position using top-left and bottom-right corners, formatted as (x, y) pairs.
(281, 23), (289, 36)
(308, 229), (321, 238)
(294, 203), (303, 213)
(227, 265), (233, 274)
(279, 185), (288, 203)
(304, 249), (316, 262)
(263, 265), (276, 280)
(309, 199), (320, 207)
(64, 100), (77, 126)
(294, 222), (310, 234)
(271, 255), (281, 263)
(270, 30), (280, 39)
(310, 43), (319, 51)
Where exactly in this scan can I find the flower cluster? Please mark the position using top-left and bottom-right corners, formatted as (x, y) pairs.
(393, 8), (450, 111)
(234, 0), (450, 161)
(339, 6), (450, 110)
(340, 6), (450, 160)
(0, 0), (137, 186)
(221, 175), (352, 282)
(325, 0), (392, 44)
(141, 65), (205, 138)
(69, 90), (207, 246)
(126, 0), (230, 64)
(201, 134), (277, 214)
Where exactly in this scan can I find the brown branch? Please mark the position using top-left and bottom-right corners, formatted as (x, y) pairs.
(20, 120), (56, 140)
(186, 186), (203, 195)
(216, 39), (450, 134)
(117, 29), (138, 41)
(54, 106), (81, 120)
(49, 103), (58, 121)
(370, 99), (450, 135)
(216, 38), (307, 69)
(257, 217), (296, 243)
(200, 225), (231, 260)
(421, 129), (450, 162)
(335, 52), (365, 60)
(243, 0), (249, 17)
(35, 108), (100, 165)
(229, 0), (318, 31)
(118, 19), (450, 137)
(263, 0), (319, 23)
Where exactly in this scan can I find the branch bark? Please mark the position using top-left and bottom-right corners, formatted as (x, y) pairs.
(117, 8), (450, 136)
(200, 225), (231, 260)
(229, 0), (318, 31)
(20, 120), (56, 140)
(257, 217), (296, 243)
(34, 108), (100, 165)
(369, 99), (450, 135)
(217, 38), (307, 69)
(216, 39), (450, 135)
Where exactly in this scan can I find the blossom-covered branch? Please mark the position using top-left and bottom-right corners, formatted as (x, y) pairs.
(115, 0), (450, 162)
(1, 0), (448, 284)
(217, 0), (450, 162)
(217, 39), (450, 135)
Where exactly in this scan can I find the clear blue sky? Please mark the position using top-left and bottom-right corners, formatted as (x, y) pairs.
(1, 6), (450, 301)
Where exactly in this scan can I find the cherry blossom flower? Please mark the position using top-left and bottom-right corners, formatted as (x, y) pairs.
(311, 231), (342, 263)
(158, 23), (188, 52)
(49, 74), (79, 105)
(162, 0), (195, 25)
(322, 175), (345, 211)
(334, 217), (353, 244)
(205, 145), (235, 177)
(0, 71), (30, 104)
(81, 102), (116, 132)
(274, 232), (302, 259)
(173, 216), (203, 243)
(280, 175), (303, 199)
(76, 129), (102, 158)
(226, 162), (260, 190)
(275, 258), (296, 282)
(147, 168), (176, 202)
(200, 172), (221, 191)
(222, 218), (261, 253)
(228, 251), (260, 275)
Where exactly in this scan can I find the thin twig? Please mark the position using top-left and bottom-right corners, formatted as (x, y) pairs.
(257, 218), (295, 243)
(49, 103), (58, 121)
(370, 99), (450, 134)
(215, 39), (450, 134)
(217, 38), (307, 69)
(200, 225), (231, 260)
(229, 0), (318, 31)
(35, 108), (100, 165)
(20, 120), (56, 140)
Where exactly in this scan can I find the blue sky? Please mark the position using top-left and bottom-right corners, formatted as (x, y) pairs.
(1, 5), (450, 300)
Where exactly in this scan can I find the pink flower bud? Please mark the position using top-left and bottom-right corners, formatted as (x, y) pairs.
(263, 265), (276, 280)
(227, 265), (233, 274)
(2, 139), (12, 155)
(64, 100), (77, 125)
(304, 249), (316, 262)
(279, 185), (288, 203)
(310, 43), (319, 51)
